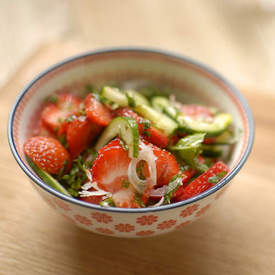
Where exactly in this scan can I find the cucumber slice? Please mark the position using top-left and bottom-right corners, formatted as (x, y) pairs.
(134, 104), (178, 136)
(102, 86), (128, 106)
(177, 113), (232, 137)
(212, 130), (236, 145)
(126, 89), (149, 106)
(26, 156), (72, 197)
(201, 144), (223, 158)
(151, 96), (170, 112)
(101, 86), (149, 107)
(95, 117), (139, 158)
(151, 96), (178, 119)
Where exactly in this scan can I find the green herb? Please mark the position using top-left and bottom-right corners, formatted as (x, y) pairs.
(100, 197), (115, 207)
(122, 179), (130, 188)
(126, 92), (136, 107)
(58, 135), (68, 148)
(136, 160), (146, 180)
(45, 94), (58, 104)
(208, 171), (227, 184)
(58, 117), (63, 124)
(59, 151), (96, 197)
(170, 133), (206, 167)
(139, 119), (151, 137)
(163, 174), (182, 204)
(78, 109), (86, 116)
(134, 193), (146, 208)
(65, 114), (77, 123)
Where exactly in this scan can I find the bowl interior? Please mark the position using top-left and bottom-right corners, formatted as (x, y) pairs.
(9, 49), (252, 210)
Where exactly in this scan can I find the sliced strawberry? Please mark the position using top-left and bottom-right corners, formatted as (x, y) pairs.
(176, 161), (229, 201)
(84, 94), (113, 127)
(65, 115), (102, 159)
(24, 136), (70, 175)
(114, 107), (168, 148)
(152, 145), (180, 187)
(91, 140), (131, 194)
(41, 93), (81, 133)
(172, 168), (196, 202)
(181, 104), (214, 119)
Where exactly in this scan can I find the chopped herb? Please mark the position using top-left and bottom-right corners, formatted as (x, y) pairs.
(126, 92), (136, 107)
(139, 119), (151, 137)
(100, 197), (115, 207)
(58, 135), (68, 148)
(78, 109), (86, 116)
(122, 179), (130, 188)
(45, 94), (58, 104)
(163, 174), (182, 204)
(65, 114), (77, 123)
(208, 171), (227, 184)
(58, 117), (63, 124)
(134, 193), (146, 207)
(58, 152), (96, 197)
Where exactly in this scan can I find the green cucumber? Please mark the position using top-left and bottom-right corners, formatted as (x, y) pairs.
(102, 86), (128, 106)
(26, 156), (72, 197)
(134, 104), (178, 136)
(212, 130), (236, 145)
(95, 117), (139, 158)
(201, 144), (223, 158)
(101, 86), (149, 107)
(151, 96), (178, 119)
(177, 113), (232, 137)
(126, 89), (149, 106)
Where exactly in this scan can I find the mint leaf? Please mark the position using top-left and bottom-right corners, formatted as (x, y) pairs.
(163, 174), (182, 204)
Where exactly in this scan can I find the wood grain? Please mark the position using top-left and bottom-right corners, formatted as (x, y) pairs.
(0, 44), (274, 275)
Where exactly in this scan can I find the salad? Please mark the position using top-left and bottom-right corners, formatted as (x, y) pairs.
(24, 86), (235, 208)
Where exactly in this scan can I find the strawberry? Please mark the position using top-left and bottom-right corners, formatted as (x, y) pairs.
(181, 104), (214, 119)
(24, 136), (70, 175)
(172, 168), (196, 201)
(91, 139), (131, 194)
(41, 93), (81, 133)
(33, 118), (55, 138)
(84, 94), (113, 127)
(152, 145), (180, 187)
(177, 161), (229, 201)
(114, 107), (168, 148)
(61, 114), (102, 159)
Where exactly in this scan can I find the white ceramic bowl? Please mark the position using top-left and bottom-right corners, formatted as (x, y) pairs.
(8, 48), (254, 238)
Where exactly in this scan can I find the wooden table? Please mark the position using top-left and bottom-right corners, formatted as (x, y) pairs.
(1, 45), (275, 275)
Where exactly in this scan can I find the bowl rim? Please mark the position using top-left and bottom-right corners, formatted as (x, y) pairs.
(8, 47), (254, 213)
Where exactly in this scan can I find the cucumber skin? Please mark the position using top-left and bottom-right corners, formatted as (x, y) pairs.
(177, 113), (232, 137)
(134, 104), (178, 137)
(26, 156), (71, 197)
(95, 117), (139, 158)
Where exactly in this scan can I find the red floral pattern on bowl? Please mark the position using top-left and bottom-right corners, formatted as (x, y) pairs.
(136, 215), (158, 226)
(157, 219), (177, 230)
(180, 204), (199, 218)
(114, 223), (135, 232)
(195, 204), (211, 218)
(74, 214), (92, 226)
(91, 212), (113, 223)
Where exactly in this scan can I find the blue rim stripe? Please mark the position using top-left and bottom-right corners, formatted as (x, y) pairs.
(7, 47), (254, 213)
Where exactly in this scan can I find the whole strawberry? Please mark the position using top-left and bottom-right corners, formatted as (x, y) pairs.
(24, 136), (70, 175)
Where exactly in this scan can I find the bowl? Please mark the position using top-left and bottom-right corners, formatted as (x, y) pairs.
(8, 48), (254, 238)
